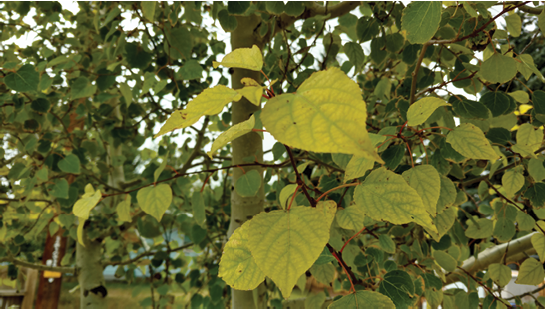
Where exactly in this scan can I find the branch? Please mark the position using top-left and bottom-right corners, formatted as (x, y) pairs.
(0, 256), (75, 274)
(504, 1), (543, 14)
(445, 232), (537, 285)
(409, 44), (429, 105)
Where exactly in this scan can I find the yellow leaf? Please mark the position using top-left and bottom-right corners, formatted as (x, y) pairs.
(137, 184), (173, 222)
(116, 195), (132, 223)
(219, 221), (265, 290)
(354, 167), (437, 233)
(77, 217), (85, 246)
(73, 184), (102, 220)
(208, 115), (255, 158)
(402, 165), (441, 216)
(261, 67), (382, 163)
(446, 123), (498, 161)
(532, 233), (545, 263)
(316, 200), (337, 225)
(240, 77), (260, 87)
(508, 90), (529, 104)
(247, 206), (332, 298)
(343, 156), (374, 184)
(213, 45), (263, 71)
(517, 123), (542, 153)
(236, 86), (264, 106)
(155, 85), (242, 138)
(502, 170), (524, 198)
(407, 97), (450, 126)
(335, 205), (366, 230)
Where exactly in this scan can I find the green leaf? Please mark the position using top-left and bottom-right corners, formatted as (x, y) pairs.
(309, 262), (335, 285)
(247, 206), (332, 298)
(217, 10), (237, 32)
(524, 183), (545, 209)
(505, 13), (521, 37)
(30, 98), (51, 113)
(192, 191), (207, 228)
(154, 157), (168, 183)
(4, 64), (39, 92)
(493, 217), (516, 243)
(532, 233), (545, 263)
(446, 123), (498, 161)
(451, 98), (490, 120)
(379, 235), (396, 254)
(516, 257), (545, 285)
(516, 211), (535, 231)
(58, 154), (81, 174)
(73, 184), (102, 220)
(120, 83), (132, 105)
(430, 207), (456, 242)
(539, 9), (545, 37)
(343, 155), (374, 184)
(378, 270), (416, 308)
(137, 184), (173, 222)
(488, 263), (512, 287)
(517, 54), (545, 82)
(480, 92), (510, 117)
(436, 176), (457, 214)
(517, 123), (542, 153)
(227, 1), (249, 14)
(213, 45), (263, 71)
(208, 115), (255, 158)
(261, 67), (383, 162)
(465, 218), (493, 239)
(329, 290), (395, 309)
(343, 42), (365, 71)
(402, 165), (441, 216)
(335, 205), (365, 231)
(179, 59), (203, 80)
(407, 97), (450, 126)
(401, 2), (442, 44)
(433, 250), (457, 272)
(284, 2), (305, 16)
(155, 85), (242, 138)
(165, 26), (192, 60)
(502, 170), (524, 198)
(116, 195), (132, 223)
(528, 158), (545, 182)
(354, 167), (437, 233)
(50, 178), (69, 199)
(305, 292), (327, 309)
(480, 53), (517, 84)
(315, 247), (335, 265)
(508, 90), (529, 104)
(70, 77), (97, 100)
(279, 184), (298, 210)
(235, 170), (262, 197)
(219, 221), (265, 290)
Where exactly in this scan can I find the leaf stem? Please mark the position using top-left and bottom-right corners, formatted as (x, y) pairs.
(316, 183), (359, 203)
(285, 145), (316, 206)
(340, 227), (366, 254)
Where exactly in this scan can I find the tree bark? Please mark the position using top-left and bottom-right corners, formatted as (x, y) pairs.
(228, 14), (267, 309)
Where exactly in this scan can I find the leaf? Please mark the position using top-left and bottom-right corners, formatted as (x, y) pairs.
(480, 53), (517, 84)
(446, 123), (498, 161)
(488, 263), (512, 287)
(192, 191), (207, 228)
(30, 98), (51, 113)
(502, 170), (524, 198)
(539, 8), (545, 37)
(505, 14), (521, 37)
(116, 195), (132, 223)
(234, 170), (262, 198)
(464, 218), (493, 239)
(402, 165), (441, 216)
(218, 221), (265, 290)
(305, 292), (327, 309)
(480, 91), (510, 117)
(120, 83), (132, 104)
(451, 98), (490, 120)
(213, 45), (263, 71)
(261, 67), (383, 163)
(73, 184), (102, 220)
(165, 26), (192, 60)
(407, 97), (450, 126)
(247, 206), (332, 298)
(379, 235), (396, 254)
(217, 10), (237, 32)
(343, 156), (374, 184)
(343, 42), (365, 71)
(508, 90), (529, 104)
(517, 123), (542, 153)
(436, 176), (457, 214)
(531, 233), (545, 263)
(137, 184), (173, 222)
(401, 2), (442, 44)
(329, 291), (395, 309)
(516, 212), (535, 231)
(433, 250), (457, 272)
(516, 54), (545, 82)
(235, 86), (264, 106)
(58, 154), (81, 174)
(279, 184), (298, 210)
(155, 85), (242, 138)
(179, 59), (203, 80)
(208, 115), (255, 158)
(354, 167), (437, 233)
(516, 257), (545, 285)
(493, 217), (516, 243)
(335, 205), (366, 231)
(4, 64), (39, 92)
(524, 183), (545, 209)
(227, 1), (250, 14)
(528, 158), (545, 182)
(378, 270), (416, 308)
(154, 157), (168, 183)
(309, 262), (335, 285)
(50, 178), (69, 199)
(77, 217), (86, 246)
(70, 77), (97, 100)
(315, 247), (336, 265)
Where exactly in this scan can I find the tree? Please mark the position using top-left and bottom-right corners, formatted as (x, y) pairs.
(1, 1), (545, 309)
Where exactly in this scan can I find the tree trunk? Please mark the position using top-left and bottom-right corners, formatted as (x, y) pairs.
(228, 14), (267, 309)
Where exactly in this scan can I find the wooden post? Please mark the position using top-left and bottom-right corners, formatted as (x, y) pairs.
(35, 229), (67, 309)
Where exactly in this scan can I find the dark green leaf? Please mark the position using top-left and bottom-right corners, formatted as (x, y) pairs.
(218, 10), (237, 32)
(58, 154), (81, 174)
(451, 97), (490, 119)
(284, 2), (305, 16)
(30, 98), (51, 113)
(227, 2), (249, 14)
(382, 144), (405, 170)
(524, 183), (545, 209)
(486, 128), (511, 145)
(234, 170), (262, 197)
(378, 270), (417, 308)
(480, 91), (510, 117)
(4, 64), (39, 92)
(179, 60), (203, 80)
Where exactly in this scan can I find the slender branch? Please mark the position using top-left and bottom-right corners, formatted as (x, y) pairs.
(0, 256), (75, 274)
(409, 44), (429, 105)
(285, 145), (315, 206)
(457, 266), (510, 308)
(504, 1), (543, 14)
(104, 242), (194, 267)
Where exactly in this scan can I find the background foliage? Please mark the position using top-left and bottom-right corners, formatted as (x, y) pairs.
(1, 1), (545, 309)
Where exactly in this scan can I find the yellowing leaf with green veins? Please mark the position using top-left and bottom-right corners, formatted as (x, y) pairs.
(516, 258), (545, 285)
(465, 218), (493, 239)
(247, 206), (331, 298)
(316, 200), (337, 224)
(137, 184), (172, 222)
(335, 205), (366, 230)
(502, 170), (524, 198)
(213, 45), (263, 71)
(261, 67), (382, 163)
(429, 207), (456, 242)
(512, 144), (537, 159)
(407, 97), (450, 126)
(77, 217), (86, 246)
(116, 195), (132, 223)
(531, 233), (545, 263)
(329, 290), (395, 309)
(446, 123), (498, 161)
(402, 165), (440, 216)
(401, 2), (442, 44)
(155, 85), (242, 138)
(207, 115), (255, 158)
(480, 53), (517, 84)
(343, 156), (374, 184)
(219, 221), (265, 290)
(517, 123), (542, 152)
(354, 167), (437, 233)
(73, 184), (102, 220)
(236, 86), (264, 106)
(488, 263), (512, 287)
